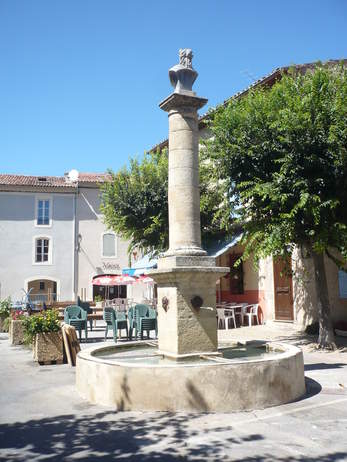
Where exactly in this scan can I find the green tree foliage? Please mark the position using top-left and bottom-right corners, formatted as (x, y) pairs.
(101, 150), (169, 256)
(100, 149), (226, 257)
(206, 64), (347, 349)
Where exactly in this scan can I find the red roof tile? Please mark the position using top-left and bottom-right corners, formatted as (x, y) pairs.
(78, 172), (112, 183)
(0, 172), (112, 189)
(0, 174), (72, 188)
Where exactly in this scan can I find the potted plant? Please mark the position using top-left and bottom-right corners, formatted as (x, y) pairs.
(0, 297), (11, 333)
(22, 309), (63, 364)
(9, 310), (27, 345)
(94, 295), (104, 309)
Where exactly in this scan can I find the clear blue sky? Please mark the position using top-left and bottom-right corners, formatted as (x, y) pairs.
(1, 0), (346, 176)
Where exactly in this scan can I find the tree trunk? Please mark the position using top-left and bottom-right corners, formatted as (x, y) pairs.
(311, 249), (336, 350)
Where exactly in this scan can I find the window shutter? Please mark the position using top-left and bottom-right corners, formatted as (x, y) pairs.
(103, 233), (116, 257)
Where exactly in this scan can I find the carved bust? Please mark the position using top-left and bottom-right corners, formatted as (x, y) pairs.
(179, 48), (193, 69)
(169, 48), (198, 95)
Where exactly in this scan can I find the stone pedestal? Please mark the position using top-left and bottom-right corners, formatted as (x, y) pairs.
(153, 258), (227, 356)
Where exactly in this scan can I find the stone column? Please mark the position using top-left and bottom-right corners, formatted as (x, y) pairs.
(150, 49), (229, 358)
(160, 94), (207, 256)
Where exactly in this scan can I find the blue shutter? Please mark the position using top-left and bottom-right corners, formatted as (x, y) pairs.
(338, 271), (347, 299)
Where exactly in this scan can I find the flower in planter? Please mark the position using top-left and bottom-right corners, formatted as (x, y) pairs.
(11, 310), (28, 321)
(0, 297), (11, 319)
(22, 310), (63, 364)
(22, 309), (61, 346)
(0, 298), (12, 333)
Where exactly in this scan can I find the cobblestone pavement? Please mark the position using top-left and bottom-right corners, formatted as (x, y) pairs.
(1, 323), (347, 461)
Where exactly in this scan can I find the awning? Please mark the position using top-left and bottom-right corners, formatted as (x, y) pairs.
(122, 254), (157, 276)
(122, 236), (242, 276)
(208, 235), (242, 258)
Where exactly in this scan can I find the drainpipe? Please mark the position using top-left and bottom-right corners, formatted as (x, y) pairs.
(72, 190), (77, 302)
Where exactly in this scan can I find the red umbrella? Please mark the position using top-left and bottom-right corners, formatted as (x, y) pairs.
(93, 274), (136, 300)
(93, 275), (120, 286)
(93, 275), (136, 286)
(113, 275), (136, 285)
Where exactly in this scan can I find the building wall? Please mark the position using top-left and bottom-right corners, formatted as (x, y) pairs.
(258, 256), (275, 322)
(213, 239), (347, 327)
(76, 187), (130, 301)
(0, 191), (74, 302)
(216, 244), (266, 318)
(216, 244), (278, 324)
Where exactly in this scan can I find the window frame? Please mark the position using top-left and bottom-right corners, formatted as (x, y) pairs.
(101, 232), (117, 258)
(35, 195), (52, 228)
(32, 236), (53, 265)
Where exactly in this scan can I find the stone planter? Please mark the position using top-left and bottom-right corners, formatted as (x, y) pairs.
(0, 316), (9, 333)
(10, 319), (25, 345)
(95, 301), (104, 309)
(33, 331), (63, 364)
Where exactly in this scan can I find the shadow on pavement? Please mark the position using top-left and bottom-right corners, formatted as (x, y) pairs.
(0, 410), (346, 462)
(302, 376), (322, 399)
(0, 411), (262, 462)
(305, 363), (347, 371)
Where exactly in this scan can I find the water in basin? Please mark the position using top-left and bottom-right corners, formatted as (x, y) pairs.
(92, 342), (282, 366)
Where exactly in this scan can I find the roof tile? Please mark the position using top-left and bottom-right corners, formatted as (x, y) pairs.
(0, 172), (111, 189)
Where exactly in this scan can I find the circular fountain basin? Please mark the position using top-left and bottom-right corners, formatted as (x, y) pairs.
(76, 341), (305, 412)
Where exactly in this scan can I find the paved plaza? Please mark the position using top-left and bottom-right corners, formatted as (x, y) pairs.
(1, 323), (347, 461)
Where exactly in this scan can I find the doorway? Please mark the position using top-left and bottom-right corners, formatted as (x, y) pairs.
(92, 285), (127, 300)
(27, 279), (57, 305)
(273, 258), (294, 321)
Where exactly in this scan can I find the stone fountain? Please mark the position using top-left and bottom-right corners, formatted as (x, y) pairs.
(76, 50), (306, 412)
(153, 47), (229, 360)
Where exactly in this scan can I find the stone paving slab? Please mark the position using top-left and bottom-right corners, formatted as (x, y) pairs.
(1, 324), (347, 461)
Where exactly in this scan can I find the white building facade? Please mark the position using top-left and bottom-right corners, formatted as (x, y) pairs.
(0, 171), (131, 304)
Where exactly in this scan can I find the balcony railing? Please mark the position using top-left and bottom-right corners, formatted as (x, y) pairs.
(29, 293), (57, 304)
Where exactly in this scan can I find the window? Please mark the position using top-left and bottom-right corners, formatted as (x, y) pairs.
(34, 237), (52, 264)
(229, 254), (244, 294)
(39, 281), (45, 291)
(102, 233), (116, 257)
(36, 197), (51, 226)
(338, 270), (347, 299)
(36, 238), (49, 262)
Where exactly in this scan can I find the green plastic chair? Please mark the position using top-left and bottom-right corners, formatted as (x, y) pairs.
(77, 296), (93, 331)
(64, 305), (88, 341)
(128, 304), (149, 340)
(103, 307), (128, 342)
(139, 307), (158, 339)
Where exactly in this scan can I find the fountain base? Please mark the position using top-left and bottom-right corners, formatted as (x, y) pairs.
(76, 341), (305, 412)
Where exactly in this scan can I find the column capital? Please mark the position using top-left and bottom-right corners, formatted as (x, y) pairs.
(159, 93), (208, 113)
